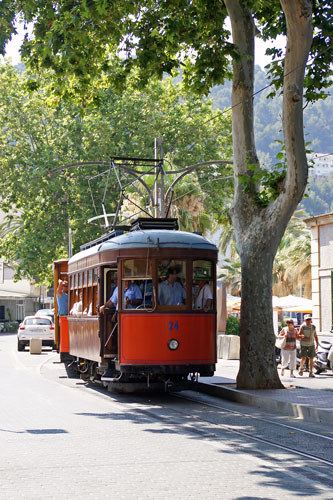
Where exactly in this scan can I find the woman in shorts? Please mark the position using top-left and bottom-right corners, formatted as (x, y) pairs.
(298, 315), (319, 378)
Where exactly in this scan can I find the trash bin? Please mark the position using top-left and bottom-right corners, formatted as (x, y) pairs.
(30, 338), (42, 354)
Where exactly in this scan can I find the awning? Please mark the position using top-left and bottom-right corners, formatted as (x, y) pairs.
(273, 295), (312, 311)
(227, 294), (241, 311)
(0, 290), (35, 299)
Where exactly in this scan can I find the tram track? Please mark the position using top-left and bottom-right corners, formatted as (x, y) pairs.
(173, 392), (333, 443)
(169, 392), (333, 468)
(42, 354), (333, 471)
(87, 379), (333, 471)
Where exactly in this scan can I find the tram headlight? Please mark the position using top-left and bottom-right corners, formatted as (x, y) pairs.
(168, 339), (179, 350)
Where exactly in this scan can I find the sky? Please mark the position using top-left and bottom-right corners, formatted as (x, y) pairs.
(4, 22), (285, 70)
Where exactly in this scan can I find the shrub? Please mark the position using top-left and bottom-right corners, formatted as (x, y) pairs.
(225, 315), (240, 336)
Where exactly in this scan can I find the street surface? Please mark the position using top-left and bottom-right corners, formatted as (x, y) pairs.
(1, 332), (332, 500)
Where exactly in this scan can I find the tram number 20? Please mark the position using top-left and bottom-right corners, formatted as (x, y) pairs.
(168, 321), (179, 331)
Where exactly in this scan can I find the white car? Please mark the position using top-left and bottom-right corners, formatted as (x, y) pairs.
(17, 315), (55, 351)
(35, 308), (55, 323)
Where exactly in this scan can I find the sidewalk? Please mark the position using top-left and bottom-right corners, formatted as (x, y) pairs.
(198, 359), (333, 425)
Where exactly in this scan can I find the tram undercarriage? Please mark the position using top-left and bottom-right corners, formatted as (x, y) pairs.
(65, 357), (215, 393)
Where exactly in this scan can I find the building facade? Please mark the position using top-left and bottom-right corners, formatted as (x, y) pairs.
(0, 259), (52, 323)
(308, 153), (333, 178)
(0, 209), (53, 324)
(305, 213), (333, 334)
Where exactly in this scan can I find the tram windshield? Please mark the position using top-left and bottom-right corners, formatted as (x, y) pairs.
(158, 259), (186, 307)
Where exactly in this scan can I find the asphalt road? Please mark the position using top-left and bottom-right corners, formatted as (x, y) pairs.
(1, 332), (332, 500)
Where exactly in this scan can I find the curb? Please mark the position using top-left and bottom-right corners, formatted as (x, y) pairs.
(196, 381), (333, 425)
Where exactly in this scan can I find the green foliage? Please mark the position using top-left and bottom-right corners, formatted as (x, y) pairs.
(256, 0), (333, 103)
(218, 210), (311, 298)
(225, 315), (240, 336)
(0, 63), (232, 284)
(1, 1), (331, 104)
(0, 1), (16, 56)
(218, 258), (241, 296)
(238, 162), (286, 208)
(0, 321), (18, 333)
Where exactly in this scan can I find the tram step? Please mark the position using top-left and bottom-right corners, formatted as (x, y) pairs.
(101, 371), (118, 382)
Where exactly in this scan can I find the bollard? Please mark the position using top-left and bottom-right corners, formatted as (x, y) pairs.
(30, 338), (42, 355)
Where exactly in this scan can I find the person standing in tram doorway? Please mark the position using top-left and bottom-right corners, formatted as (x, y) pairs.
(56, 280), (68, 316)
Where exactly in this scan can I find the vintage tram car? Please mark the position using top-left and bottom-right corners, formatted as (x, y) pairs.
(54, 218), (217, 391)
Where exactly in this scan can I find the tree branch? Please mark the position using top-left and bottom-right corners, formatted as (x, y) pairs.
(280, 0), (313, 202)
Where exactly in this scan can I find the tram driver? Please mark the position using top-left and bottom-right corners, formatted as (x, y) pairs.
(158, 267), (186, 306)
(100, 280), (143, 313)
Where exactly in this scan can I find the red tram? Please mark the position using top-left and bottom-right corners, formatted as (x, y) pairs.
(54, 218), (217, 391)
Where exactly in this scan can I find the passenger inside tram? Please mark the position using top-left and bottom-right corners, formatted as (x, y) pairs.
(83, 303), (92, 316)
(70, 291), (83, 316)
(158, 264), (186, 306)
(194, 279), (213, 312)
(140, 279), (153, 307)
(100, 280), (143, 313)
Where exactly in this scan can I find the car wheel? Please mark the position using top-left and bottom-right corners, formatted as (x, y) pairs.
(17, 340), (25, 351)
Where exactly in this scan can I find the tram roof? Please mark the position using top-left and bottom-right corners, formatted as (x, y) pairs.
(69, 229), (217, 264)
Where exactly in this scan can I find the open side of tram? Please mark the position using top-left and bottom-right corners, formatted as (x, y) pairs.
(54, 218), (218, 392)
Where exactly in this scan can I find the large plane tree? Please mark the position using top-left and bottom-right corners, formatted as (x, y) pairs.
(1, 0), (332, 388)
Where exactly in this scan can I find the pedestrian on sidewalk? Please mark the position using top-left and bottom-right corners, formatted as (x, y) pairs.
(279, 318), (298, 378)
(298, 315), (319, 378)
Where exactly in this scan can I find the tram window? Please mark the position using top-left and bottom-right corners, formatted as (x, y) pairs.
(86, 287), (93, 316)
(104, 268), (117, 306)
(74, 273), (78, 288)
(121, 260), (152, 310)
(70, 289), (83, 315)
(123, 259), (150, 278)
(192, 260), (213, 312)
(158, 260), (186, 307)
(92, 285), (97, 315)
(93, 268), (98, 284)
(88, 270), (93, 286)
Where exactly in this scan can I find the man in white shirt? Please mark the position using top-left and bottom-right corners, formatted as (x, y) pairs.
(194, 280), (213, 312)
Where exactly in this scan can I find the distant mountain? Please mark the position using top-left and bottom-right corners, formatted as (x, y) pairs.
(210, 65), (332, 160)
(300, 173), (333, 216)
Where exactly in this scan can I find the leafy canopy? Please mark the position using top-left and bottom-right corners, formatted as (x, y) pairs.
(0, 63), (232, 283)
(1, 1), (331, 102)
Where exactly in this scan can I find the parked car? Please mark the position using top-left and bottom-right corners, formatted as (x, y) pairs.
(17, 315), (55, 351)
(35, 308), (55, 323)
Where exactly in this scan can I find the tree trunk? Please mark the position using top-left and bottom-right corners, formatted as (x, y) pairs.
(225, 0), (313, 389)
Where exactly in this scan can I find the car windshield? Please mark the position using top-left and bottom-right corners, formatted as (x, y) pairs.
(25, 318), (51, 326)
